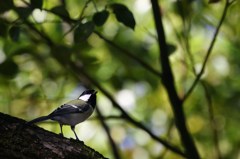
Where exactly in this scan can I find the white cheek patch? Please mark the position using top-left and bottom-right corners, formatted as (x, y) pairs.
(79, 94), (91, 101)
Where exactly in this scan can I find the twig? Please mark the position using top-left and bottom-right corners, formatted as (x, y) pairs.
(91, 115), (122, 121)
(79, 0), (91, 19)
(202, 82), (221, 159)
(158, 119), (175, 159)
(91, 0), (98, 12)
(96, 106), (121, 159)
(20, 0), (30, 6)
(94, 31), (162, 78)
(183, 0), (231, 102)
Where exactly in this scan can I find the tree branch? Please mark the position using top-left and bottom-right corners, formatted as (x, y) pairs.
(150, 0), (200, 158)
(0, 113), (106, 159)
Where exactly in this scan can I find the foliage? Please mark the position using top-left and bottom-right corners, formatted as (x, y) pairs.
(0, 0), (239, 159)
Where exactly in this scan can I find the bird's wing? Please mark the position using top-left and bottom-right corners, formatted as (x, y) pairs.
(48, 103), (90, 117)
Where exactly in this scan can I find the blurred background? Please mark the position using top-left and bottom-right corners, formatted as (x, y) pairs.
(0, 0), (240, 158)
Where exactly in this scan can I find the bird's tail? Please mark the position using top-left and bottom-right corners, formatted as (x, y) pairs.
(26, 116), (50, 125)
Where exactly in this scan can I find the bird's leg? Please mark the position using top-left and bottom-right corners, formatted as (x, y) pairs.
(59, 123), (63, 137)
(71, 125), (79, 140)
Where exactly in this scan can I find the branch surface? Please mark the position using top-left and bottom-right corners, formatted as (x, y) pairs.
(0, 113), (106, 159)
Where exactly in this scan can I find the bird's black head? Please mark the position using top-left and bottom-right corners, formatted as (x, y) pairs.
(78, 89), (97, 108)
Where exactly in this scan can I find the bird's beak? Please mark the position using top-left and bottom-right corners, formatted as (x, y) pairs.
(94, 91), (98, 94)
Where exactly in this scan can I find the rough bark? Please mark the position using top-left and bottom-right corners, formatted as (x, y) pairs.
(0, 112), (107, 159)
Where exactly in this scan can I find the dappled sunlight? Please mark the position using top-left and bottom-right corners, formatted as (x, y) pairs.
(132, 147), (149, 159)
(76, 122), (98, 141)
(187, 115), (205, 134)
(116, 89), (136, 112)
(134, 0), (151, 14)
(32, 9), (47, 23)
(111, 125), (126, 143)
(211, 55), (230, 76)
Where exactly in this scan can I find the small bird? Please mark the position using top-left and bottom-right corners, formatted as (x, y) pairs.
(27, 89), (97, 140)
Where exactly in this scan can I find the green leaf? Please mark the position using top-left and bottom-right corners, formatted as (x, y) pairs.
(30, 0), (43, 9)
(0, 0), (14, 13)
(9, 26), (20, 42)
(111, 3), (136, 30)
(15, 7), (33, 19)
(74, 21), (95, 43)
(51, 5), (70, 19)
(93, 10), (109, 26)
(0, 59), (19, 78)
